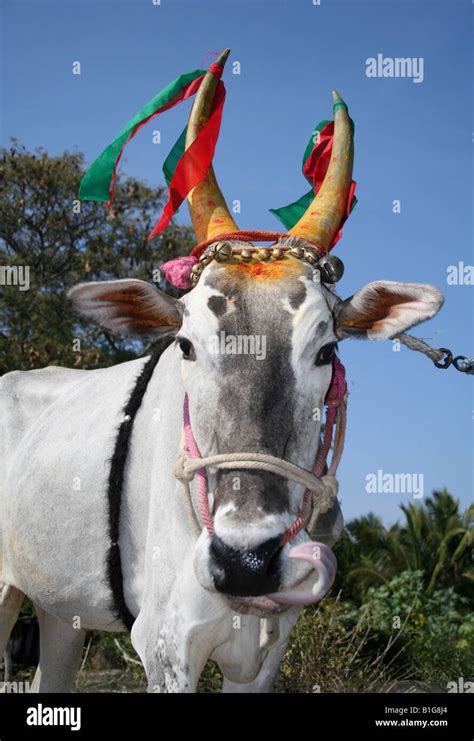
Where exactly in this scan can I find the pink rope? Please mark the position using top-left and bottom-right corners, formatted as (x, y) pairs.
(313, 406), (338, 478)
(183, 394), (214, 535)
(281, 356), (346, 544)
(181, 355), (347, 545)
(279, 490), (313, 545)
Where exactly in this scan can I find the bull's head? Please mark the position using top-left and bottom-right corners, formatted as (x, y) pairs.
(69, 51), (443, 614)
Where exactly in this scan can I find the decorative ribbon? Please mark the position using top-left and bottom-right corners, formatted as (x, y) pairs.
(148, 80), (226, 240)
(270, 119), (357, 248)
(78, 65), (227, 241)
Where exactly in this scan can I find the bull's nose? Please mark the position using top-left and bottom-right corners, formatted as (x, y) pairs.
(210, 534), (282, 596)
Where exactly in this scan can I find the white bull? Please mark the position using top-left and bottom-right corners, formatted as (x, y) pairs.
(0, 266), (442, 692)
(0, 50), (444, 692)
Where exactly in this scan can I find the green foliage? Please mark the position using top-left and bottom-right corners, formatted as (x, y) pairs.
(279, 568), (473, 691)
(334, 491), (474, 603)
(287, 492), (473, 690)
(277, 599), (409, 693)
(0, 141), (193, 374)
(347, 571), (474, 684)
(330, 494), (473, 686)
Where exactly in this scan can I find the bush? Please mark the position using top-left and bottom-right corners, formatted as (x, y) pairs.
(277, 597), (409, 693)
(350, 571), (474, 685)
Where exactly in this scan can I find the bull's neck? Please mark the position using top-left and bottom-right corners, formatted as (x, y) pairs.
(121, 344), (185, 618)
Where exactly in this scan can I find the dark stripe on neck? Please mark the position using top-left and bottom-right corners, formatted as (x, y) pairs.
(107, 337), (174, 630)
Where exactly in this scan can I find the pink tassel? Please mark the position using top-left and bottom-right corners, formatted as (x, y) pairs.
(326, 355), (347, 406)
(160, 255), (198, 289)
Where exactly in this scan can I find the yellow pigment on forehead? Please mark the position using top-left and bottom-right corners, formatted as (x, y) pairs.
(223, 256), (305, 284)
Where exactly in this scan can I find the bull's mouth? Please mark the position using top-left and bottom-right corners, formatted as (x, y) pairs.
(228, 595), (291, 616)
(227, 542), (337, 615)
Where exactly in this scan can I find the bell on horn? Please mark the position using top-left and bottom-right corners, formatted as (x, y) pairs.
(288, 91), (354, 252)
(186, 49), (239, 243)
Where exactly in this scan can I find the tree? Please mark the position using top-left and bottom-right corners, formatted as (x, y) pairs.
(0, 141), (193, 374)
(334, 491), (474, 604)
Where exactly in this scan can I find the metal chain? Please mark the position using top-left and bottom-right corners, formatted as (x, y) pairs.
(396, 334), (474, 374)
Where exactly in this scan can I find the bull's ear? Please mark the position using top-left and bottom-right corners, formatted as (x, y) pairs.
(335, 280), (444, 340)
(68, 279), (183, 338)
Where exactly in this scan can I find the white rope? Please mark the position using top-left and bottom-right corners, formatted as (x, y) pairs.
(396, 333), (446, 363)
(175, 448), (339, 534)
(176, 451), (334, 494)
(174, 389), (347, 537)
(175, 434), (204, 536)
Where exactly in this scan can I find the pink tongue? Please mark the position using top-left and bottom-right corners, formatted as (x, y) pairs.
(266, 541), (337, 606)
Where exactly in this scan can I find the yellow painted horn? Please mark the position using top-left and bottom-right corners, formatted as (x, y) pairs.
(185, 49), (238, 242)
(289, 91), (354, 251)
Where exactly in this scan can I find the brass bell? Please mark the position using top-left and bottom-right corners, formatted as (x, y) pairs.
(190, 267), (201, 286)
(272, 247), (284, 260)
(190, 263), (203, 280)
(257, 248), (270, 260)
(302, 249), (318, 266)
(214, 242), (233, 263)
(289, 245), (305, 259)
(318, 254), (345, 283)
(241, 249), (253, 262)
(199, 251), (213, 266)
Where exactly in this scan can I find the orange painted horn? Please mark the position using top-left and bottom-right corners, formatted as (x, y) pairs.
(185, 49), (239, 242)
(289, 91), (354, 251)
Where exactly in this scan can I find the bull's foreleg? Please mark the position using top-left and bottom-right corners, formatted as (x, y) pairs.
(132, 611), (214, 693)
(132, 580), (232, 694)
(30, 607), (86, 692)
(0, 581), (24, 688)
(0, 582), (24, 660)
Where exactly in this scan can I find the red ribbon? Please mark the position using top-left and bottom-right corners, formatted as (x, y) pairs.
(108, 76), (205, 210)
(302, 121), (357, 249)
(303, 121), (334, 195)
(148, 80), (226, 240)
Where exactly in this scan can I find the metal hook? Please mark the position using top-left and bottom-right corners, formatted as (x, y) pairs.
(433, 348), (453, 369)
(452, 356), (474, 374)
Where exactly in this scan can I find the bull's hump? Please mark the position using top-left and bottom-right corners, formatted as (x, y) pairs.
(0, 357), (151, 443)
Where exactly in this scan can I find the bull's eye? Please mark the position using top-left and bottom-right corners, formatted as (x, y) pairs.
(177, 337), (195, 360)
(315, 342), (337, 366)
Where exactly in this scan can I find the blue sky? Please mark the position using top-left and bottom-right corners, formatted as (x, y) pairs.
(1, 0), (472, 524)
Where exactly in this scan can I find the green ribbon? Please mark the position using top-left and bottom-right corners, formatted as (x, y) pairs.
(79, 69), (205, 202)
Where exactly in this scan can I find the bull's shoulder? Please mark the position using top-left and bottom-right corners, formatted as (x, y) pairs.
(0, 358), (151, 454)
(0, 366), (88, 458)
(2, 365), (84, 387)
(1, 365), (85, 411)
(0, 367), (88, 448)
(0, 357), (153, 416)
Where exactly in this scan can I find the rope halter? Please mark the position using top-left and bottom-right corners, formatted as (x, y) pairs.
(174, 355), (348, 544)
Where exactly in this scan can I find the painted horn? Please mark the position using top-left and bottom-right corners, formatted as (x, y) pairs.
(185, 48), (239, 242)
(288, 91), (354, 251)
